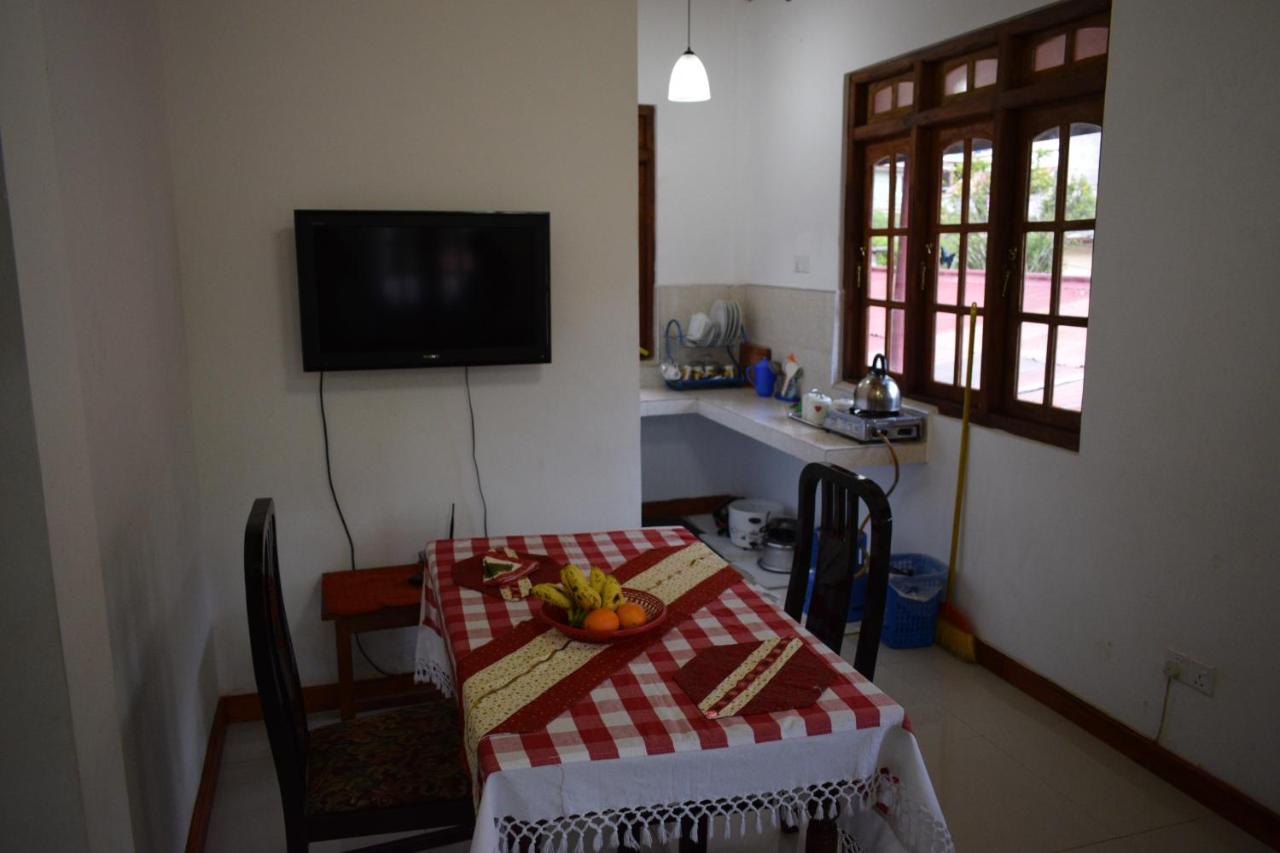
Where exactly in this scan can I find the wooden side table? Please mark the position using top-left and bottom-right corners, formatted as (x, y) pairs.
(320, 562), (423, 720)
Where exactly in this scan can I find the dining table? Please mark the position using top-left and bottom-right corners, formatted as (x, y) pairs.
(414, 526), (952, 853)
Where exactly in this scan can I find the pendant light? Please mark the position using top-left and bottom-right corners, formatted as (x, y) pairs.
(668, 0), (710, 102)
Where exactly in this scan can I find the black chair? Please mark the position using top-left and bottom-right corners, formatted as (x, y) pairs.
(783, 463), (893, 680)
(244, 498), (474, 852)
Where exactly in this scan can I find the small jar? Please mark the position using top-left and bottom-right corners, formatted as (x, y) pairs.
(802, 388), (832, 425)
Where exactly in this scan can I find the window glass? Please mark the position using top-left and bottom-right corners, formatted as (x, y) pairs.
(932, 313), (957, 384)
(964, 233), (988, 308)
(974, 58), (998, 88)
(1053, 326), (1088, 410)
(1033, 34), (1067, 70)
(939, 142), (966, 225)
(889, 308), (907, 372)
(1022, 232), (1054, 314)
(944, 65), (968, 95)
(968, 139), (993, 224)
(890, 235), (910, 302)
(897, 80), (915, 107)
(872, 85), (893, 114)
(936, 232), (961, 304)
(1075, 26), (1108, 60)
(1027, 128), (1060, 222)
(866, 305), (887, 365)
(895, 154), (910, 227)
(958, 314), (985, 389)
(1017, 322), (1050, 403)
(1065, 123), (1102, 220)
(871, 157), (891, 227)
(867, 235), (888, 299)
(1059, 230), (1093, 317)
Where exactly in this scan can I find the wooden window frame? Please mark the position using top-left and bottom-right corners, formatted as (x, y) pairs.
(639, 104), (655, 358)
(840, 0), (1110, 450)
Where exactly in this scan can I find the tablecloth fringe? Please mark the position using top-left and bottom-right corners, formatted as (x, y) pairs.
(414, 657), (455, 696)
(493, 770), (953, 853)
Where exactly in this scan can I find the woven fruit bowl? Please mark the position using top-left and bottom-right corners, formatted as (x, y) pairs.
(535, 588), (667, 644)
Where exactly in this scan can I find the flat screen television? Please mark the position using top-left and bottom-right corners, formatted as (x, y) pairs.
(295, 210), (551, 371)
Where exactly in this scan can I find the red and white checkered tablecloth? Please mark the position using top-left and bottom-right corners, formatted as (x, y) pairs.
(414, 527), (951, 853)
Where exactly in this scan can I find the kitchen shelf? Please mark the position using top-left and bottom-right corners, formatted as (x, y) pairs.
(639, 386), (928, 470)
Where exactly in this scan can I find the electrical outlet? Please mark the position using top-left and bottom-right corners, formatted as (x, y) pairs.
(1165, 648), (1215, 696)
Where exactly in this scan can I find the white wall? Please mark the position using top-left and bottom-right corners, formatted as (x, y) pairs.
(0, 0), (217, 849)
(158, 0), (643, 691)
(641, 0), (1280, 812)
(0, 134), (91, 853)
(639, 0), (745, 286)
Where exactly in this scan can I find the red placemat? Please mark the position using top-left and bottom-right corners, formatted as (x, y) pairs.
(674, 636), (836, 719)
(450, 551), (562, 599)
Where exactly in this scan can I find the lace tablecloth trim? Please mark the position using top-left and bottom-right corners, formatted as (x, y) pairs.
(493, 770), (953, 853)
(414, 625), (455, 696)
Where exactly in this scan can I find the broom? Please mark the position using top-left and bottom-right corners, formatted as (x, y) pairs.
(935, 302), (979, 662)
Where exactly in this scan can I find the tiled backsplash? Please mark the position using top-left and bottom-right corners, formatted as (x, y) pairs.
(643, 283), (845, 393)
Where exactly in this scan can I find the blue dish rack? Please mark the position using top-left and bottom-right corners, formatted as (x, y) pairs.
(661, 318), (748, 390)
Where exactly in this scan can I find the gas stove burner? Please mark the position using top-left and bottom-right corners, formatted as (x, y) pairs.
(823, 406), (927, 443)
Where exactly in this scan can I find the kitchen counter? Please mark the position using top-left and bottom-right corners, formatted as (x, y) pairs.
(640, 386), (928, 469)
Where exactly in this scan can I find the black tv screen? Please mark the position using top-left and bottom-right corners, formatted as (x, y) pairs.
(295, 210), (550, 371)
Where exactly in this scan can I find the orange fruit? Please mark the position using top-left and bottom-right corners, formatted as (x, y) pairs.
(583, 608), (620, 632)
(616, 602), (648, 629)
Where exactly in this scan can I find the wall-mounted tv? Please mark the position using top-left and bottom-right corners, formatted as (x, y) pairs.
(295, 210), (550, 371)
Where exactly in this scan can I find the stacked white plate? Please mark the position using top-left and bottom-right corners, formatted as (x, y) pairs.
(706, 299), (742, 346)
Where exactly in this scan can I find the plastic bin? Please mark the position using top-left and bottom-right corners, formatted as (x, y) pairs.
(801, 531), (868, 622)
(881, 554), (949, 649)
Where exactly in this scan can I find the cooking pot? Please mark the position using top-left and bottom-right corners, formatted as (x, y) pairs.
(853, 354), (901, 416)
(757, 517), (797, 574)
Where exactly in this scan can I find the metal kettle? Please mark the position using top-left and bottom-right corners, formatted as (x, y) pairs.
(853, 354), (901, 415)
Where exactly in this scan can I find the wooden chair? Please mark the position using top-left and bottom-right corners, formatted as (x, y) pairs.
(244, 498), (474, 852)
(783, 463), (893, 680)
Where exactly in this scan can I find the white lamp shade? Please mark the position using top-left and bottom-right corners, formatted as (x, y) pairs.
(668, 50), (710, 102)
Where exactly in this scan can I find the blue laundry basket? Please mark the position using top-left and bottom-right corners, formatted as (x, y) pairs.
(881, 554), (949, 648)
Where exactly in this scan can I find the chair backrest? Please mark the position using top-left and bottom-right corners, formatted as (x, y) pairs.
(244, 498), (309, 813)
(783, 463), (893, 680)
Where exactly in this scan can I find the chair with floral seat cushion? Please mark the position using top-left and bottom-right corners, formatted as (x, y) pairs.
(245, 498), (473, 852)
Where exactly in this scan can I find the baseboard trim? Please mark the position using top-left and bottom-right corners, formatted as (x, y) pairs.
(223, 673), (431, 723)
(184, 674), (433, 853)
(184, 697), (228, 853)
(975, 639), (1280, 849)
(641, 494), (736, 524)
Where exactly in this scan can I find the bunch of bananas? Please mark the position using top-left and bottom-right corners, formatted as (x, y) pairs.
(532, 564), (625, 627)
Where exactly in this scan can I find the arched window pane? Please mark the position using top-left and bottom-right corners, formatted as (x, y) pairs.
(1065, 123), (1102, 220)
(895, 154), (910, 227)
(939, 142), (965, 225)
(969, 138), (993, 224)
(872, 85), (893, 114)
(871, 157), (891, 227)
(1027, 128), (1060, 222)
(1033, 34), (1066, 71)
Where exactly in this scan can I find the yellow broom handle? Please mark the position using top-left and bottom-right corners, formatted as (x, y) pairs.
(947, 303), (979, 599)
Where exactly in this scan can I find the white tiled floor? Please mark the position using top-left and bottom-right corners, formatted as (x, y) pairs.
(205, 641), (1266, 852)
